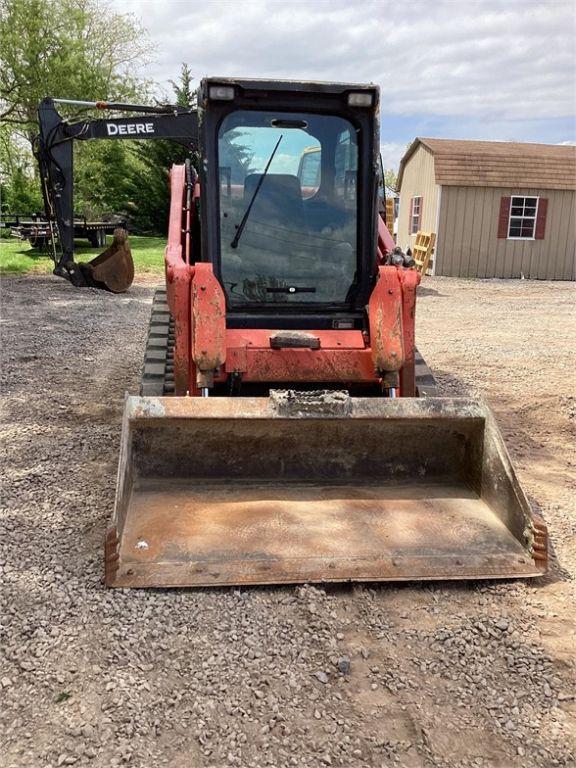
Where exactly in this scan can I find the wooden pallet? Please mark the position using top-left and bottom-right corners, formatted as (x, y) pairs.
(413, 231), (436, 276)
(385, 197), (395, 233)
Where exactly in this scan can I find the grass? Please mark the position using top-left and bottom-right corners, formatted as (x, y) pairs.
(0, 234), (166, 276)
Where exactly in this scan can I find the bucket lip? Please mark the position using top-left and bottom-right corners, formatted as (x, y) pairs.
(123, 394), (489, 422)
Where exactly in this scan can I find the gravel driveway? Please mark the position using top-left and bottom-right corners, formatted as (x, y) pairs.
(1, 274), (574, 768)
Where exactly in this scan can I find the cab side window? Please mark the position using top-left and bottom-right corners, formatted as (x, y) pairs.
(335, 128), (358, 206)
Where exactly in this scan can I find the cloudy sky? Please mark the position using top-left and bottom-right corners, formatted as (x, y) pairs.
(111, 0), (576, 170)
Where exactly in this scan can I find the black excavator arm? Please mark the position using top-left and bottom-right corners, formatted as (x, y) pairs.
(35, 97), (198, 286)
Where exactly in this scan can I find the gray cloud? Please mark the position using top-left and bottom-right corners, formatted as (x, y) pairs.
(111, 0), (576, 166)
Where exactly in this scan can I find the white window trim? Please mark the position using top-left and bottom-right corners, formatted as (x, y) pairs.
(507, 196), (539, 241)
(411, 196), (422, 235)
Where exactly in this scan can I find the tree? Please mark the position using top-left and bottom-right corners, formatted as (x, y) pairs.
(74, 140), (134, 218)
(125, 64), (197, 234)
(384, 168), (398, 195)
(0, 0), (151, 143)
(169, 63), (196, 110)
(0, 0), (152, 216)
(0, 126), (42, 212)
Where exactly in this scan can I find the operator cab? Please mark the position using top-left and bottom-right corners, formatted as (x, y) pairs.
(199, 78), (380, 330)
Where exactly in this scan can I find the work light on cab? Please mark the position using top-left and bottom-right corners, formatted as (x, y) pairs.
(347, 91), (374, 107)
(208, 85), (235, 101)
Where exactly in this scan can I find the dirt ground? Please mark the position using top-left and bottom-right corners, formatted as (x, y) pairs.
(1, 274), (575, 768)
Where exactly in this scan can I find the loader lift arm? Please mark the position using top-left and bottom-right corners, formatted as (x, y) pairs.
(35, 97), (198, 287)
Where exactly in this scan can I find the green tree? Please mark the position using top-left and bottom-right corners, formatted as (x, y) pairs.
(0, 126), (42, 212)
(74, 140), (134, 218)
(125, 64), (197, 234)
(0, 0), (151, 142)
(384, 168), (398, 195)
(169, 63), (196, 110)
(0, 0), (152, 216)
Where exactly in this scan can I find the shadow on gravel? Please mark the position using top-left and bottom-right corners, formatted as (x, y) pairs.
(428, 368), (476, 397)
(417, 285), (443, 297)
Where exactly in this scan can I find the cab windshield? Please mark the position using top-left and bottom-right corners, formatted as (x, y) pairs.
(218, 110), (358, 305)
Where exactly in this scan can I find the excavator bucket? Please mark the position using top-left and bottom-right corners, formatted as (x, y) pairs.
(80, 228), (134, 292)
(105, 394), (547, 588)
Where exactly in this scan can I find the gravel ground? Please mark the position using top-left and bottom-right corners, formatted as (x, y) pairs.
(1, 274), (575, 768)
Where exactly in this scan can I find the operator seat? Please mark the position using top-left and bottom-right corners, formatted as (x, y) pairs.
(243, 174), (304, 230)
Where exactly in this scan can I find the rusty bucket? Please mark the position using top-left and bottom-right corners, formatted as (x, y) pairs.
(80, 228), (134, 293)
(105, 395), (547, 588)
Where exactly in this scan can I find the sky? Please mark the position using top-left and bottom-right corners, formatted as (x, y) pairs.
(110, 0), (576, 171)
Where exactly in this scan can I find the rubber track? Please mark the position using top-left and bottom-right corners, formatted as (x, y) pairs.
(139, 288), (437, 397)
(414, 349), (438, 397)
(140, 288), (175, 396)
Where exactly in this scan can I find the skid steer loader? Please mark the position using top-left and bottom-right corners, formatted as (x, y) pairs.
(40, 79), (547, 587)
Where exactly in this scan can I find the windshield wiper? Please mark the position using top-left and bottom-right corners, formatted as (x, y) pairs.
(230, 134), (283, 249)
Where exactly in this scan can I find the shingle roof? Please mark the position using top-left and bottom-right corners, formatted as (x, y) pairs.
(398, 138), (576, 191)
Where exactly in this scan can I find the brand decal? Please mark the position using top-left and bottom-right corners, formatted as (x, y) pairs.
(106, 122), (155, 136)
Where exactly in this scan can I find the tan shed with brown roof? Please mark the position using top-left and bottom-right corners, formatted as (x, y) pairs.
(397, 138), (576, 280)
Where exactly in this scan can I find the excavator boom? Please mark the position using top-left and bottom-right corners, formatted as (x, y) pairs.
(35, 98), (197, 290)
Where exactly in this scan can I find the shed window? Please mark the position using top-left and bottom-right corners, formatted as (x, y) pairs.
(508, 196), (539, 239)
(410, 196), (421, 234)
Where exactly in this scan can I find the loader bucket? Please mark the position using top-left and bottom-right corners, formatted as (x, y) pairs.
(80, 228), (134, 293)
(105, 395), (547, 588)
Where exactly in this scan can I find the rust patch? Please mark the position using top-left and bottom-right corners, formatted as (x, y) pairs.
(109, 481), (544, 588)
(84, 229), (134, 293)
(369, 266), (405, 372)
(104, 525), (120, 585)
(191, 263), (226, 376)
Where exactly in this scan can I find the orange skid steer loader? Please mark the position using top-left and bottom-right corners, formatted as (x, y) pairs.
(39, 79), (548, 587)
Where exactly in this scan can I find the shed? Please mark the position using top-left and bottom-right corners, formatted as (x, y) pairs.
(397, 138), (576, 279)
